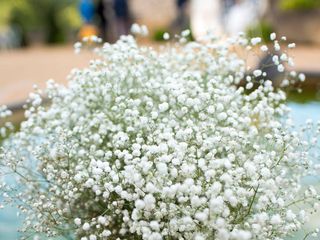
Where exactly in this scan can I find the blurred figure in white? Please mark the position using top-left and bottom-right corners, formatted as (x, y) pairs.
(190, 0), (267, 39)
(225, 0), (268, 35)
(190, 0), (223, 40)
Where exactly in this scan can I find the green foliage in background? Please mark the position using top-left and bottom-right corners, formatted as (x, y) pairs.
(0, 1), (16, 28)
(153, 28), (194, 42)
(280, 0), (320, 10)
(1, 0), (81, 45)
(246, 21), (274, 43)
(152, 28), (168, 42)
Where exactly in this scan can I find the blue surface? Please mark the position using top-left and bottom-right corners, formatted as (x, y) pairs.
(288, 101), (320, 126)
(0, 205), (22, 239)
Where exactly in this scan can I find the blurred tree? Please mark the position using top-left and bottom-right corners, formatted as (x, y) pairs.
(8, 0), (81, 45)
(9, 0), (37, 46)
(0, 1), (15, 27)
(280, 0), (320, 10)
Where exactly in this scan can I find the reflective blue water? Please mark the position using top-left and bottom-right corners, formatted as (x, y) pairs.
(0, 101), (319, 239)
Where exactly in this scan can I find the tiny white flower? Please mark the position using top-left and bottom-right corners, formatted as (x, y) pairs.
(251, 37), (261, 45)
(298, 73), (306, 82)
(140, 25), (149, 36)
(288, 43), (296, 48)
(74, 218), (81, 226)
(159, 102), (169, 112)
(253, 69), (262, 77)
(98, 216), (107, 225)
(89, 235), (97, 240)
(102, 230), (111, 237)
(217, 112), (227, 121)
(246, 82), (253, 90)
(270, 214), (282, 225)
(277, 64), (285, 72)
(163, 32), (170, 40)
(82, 222), (90, 231)
(131, 23), (141, 34)
(260, 45), (268, 52)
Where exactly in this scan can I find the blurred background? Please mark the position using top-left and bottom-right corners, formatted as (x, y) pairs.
(0, 0), (320, 239)
(0, 0), (319, 47)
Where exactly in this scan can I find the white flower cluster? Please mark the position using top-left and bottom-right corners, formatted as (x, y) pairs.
(1, 31), (319, 240)
(0, 105), (13, 139)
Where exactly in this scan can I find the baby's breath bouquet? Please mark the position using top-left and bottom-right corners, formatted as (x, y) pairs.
(1, 27), (320, 240)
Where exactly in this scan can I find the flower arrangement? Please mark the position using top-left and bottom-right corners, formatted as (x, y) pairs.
(0, 27), (319, 240)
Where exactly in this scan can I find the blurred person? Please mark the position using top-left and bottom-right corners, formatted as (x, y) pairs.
(225, 0), (267, 35)
(221, 0), (236, 22)
(80, 0), (95, 23)
(171, 0), (190, 34)
(113, 0), (131, 38)
(97, 0), (108, 41)
(96, 0), (119, 42)
(190, 0), (223, 40)
(79, 0), (98, 39)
